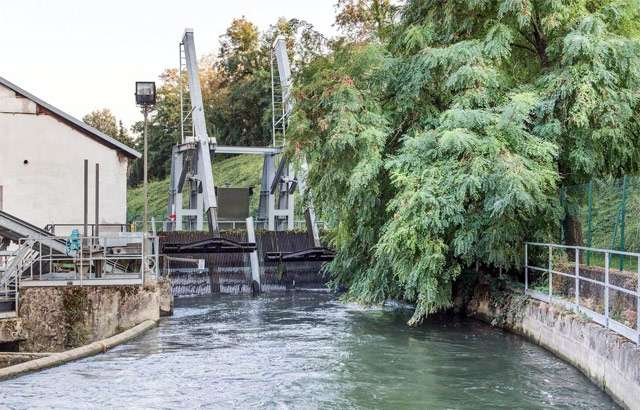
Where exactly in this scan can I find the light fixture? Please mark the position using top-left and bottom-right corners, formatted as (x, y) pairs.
(135, 81), (156, 106)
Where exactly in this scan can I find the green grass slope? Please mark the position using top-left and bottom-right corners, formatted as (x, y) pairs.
(127, 155), (264, 223)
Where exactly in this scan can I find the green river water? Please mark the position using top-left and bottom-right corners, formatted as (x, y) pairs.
(0, 292), (618, 409)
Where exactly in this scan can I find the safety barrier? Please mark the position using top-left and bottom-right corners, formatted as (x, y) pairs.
(131, 218), (328, 232)
(18, 234), (159, 286)
(525, 242), (640, 344)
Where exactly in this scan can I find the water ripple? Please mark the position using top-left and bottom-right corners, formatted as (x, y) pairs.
(0, 293), (619, 410)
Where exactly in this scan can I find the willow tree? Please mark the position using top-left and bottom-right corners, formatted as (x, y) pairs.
(291, 0), (640, 324)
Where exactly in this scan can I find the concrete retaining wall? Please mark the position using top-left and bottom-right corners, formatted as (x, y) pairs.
(465, 282), (640, 410)
(18, 284), (160, 352)
(157, 278), (174, 316)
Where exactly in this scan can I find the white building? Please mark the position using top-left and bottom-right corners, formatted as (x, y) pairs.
(0, 76), (140, 233)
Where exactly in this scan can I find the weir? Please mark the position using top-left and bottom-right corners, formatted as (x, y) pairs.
(160, 29), (332, 299)
(161, 228), (329, 297)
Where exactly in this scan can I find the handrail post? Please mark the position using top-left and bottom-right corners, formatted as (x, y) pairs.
(89, 237), (93, 280)
(79, 238), (83, 285)
(38, 241), (42, 281)
(29, 241), (33, 281)
(104, 237), (107, 276)
(524, 243), (528, 293)
(637, 255), (639, 345)
(575, 248), (580, 307)
(140, 235), (144, 283)
(604, 251), (610, 328)
(15, 273), (19, 315)
(548, 245), (553, 300)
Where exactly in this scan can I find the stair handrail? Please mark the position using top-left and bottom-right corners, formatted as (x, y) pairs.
(0, 241), (38, 288)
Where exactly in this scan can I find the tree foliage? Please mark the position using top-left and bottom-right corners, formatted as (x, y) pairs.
(291, 0), (640, 324)
(83, 108), (132, 147)
(129, 17), (326, 186)
(334, 0), (399, 41)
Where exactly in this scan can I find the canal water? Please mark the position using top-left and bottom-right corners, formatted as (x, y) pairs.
(0, 293), (618, 409)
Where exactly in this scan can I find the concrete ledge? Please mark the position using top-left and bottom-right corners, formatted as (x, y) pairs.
(0, 352), (51, 368)
(465, 283), (640, 410)
(0, 320), (156, 380)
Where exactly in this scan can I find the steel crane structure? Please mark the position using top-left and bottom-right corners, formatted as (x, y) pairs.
(167, 29), (320, 247)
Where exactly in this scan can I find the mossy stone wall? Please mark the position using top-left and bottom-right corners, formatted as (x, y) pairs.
(18, 285), (159, 352)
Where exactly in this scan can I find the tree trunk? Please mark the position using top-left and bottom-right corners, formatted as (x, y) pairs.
(563, 211), (583, 262)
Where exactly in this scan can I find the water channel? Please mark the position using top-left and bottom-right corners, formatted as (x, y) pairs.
(0, 292), (618, 409)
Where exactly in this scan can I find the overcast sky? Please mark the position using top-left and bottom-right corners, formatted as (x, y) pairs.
(0, 0), (338, 128)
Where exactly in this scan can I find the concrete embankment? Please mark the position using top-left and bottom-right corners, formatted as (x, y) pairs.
(0, 319), (156, 380)
(18, 281), (170, 352)
(462, 280), (640, 410)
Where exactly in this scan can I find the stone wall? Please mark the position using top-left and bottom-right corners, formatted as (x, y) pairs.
(18, 284), (160, 352)
(463, 280), (640, 410)
(157, 278), (174, 316)
(0, 318), (23, 345)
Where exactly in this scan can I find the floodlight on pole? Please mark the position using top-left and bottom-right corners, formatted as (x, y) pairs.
(135, 81), (156, 237)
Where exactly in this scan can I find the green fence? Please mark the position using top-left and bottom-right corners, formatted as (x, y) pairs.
(562, 176), (640, 270)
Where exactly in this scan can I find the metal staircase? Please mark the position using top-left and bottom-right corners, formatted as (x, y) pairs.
(0, 210), (67, 254)
(0, 243), (39, 312)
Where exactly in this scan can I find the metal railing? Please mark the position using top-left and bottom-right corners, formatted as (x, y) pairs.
(44, 223), (129, 236)
(18, 234), (159, 285)
(131, 220), (173, 233)
(525, 242), (640, 344)
(131, 218), (328, 232)
(0, 249), (19, 316)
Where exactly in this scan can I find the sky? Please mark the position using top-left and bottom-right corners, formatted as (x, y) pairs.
(0, 0), (338, 127)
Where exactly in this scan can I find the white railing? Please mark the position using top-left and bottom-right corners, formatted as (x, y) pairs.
(132, 218), (328, 232)
(44, 223), (129, 236)
(18, 234), (159, 286)
(525, 242), (640, 344)
(0, 249), (20, 316)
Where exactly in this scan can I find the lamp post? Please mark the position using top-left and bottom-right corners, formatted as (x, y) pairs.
(135, 81), (156, 235)
(135, 81), (155, 280)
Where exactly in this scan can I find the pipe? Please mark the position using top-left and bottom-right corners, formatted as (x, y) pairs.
(83, 159), (88, 239)
(95, 163), (100, 238)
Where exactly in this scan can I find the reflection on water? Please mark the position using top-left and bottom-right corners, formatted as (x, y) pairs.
(0, 293), (618, 409)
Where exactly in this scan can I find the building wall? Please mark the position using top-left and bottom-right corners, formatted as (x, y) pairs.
(0, 83), (129, 231)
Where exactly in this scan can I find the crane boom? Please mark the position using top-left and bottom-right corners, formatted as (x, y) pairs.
(182, 29), (219, 233)
(272, 37), (321, 247)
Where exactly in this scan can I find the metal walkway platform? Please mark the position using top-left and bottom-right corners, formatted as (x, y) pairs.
(0, 211), (67, 254)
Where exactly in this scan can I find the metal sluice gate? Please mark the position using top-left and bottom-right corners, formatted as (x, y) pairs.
(162, 237), (256, 255)
(264, 247), (335, 263)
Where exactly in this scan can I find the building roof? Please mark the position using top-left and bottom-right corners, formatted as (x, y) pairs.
(0, 76), (141, 159)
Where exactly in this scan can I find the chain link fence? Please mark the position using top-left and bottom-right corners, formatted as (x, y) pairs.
(561, 176), (640, 270)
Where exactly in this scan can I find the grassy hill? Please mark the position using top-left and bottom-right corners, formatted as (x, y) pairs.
(127, 155), (264, 223)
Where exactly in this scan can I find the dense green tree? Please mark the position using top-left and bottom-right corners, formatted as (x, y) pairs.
(129, 17), (326, 186)
(291, 0), (640, 324)
(83, 108), (133, 147)
(334, 0), (399, 40)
